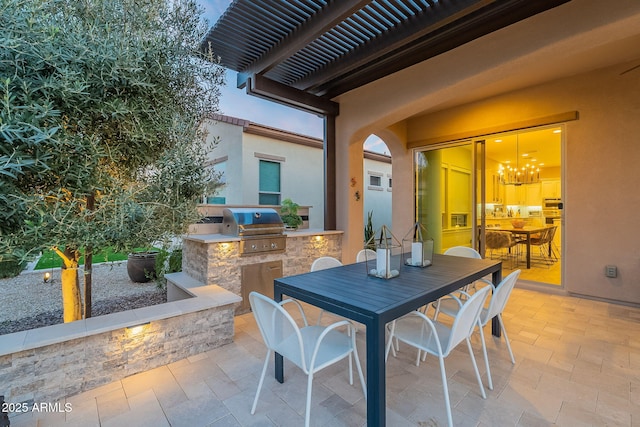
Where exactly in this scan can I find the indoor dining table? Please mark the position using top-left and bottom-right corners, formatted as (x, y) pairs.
(273, 253), (502, 427)
(494, 224), (554, 268)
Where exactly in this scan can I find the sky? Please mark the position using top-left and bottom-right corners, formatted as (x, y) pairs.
(197, 0), (388, 154)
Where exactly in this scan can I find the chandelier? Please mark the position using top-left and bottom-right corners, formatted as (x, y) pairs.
(497, 137), (541, 185)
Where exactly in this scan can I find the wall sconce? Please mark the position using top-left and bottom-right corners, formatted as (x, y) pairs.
(354, 190), (361, 201)
(126, 321), (150, 336)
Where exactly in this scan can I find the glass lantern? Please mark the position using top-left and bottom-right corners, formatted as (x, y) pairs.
(364, 225), (402, 279)
(402, 222), (434, 267)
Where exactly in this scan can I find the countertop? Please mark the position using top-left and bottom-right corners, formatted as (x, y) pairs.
(183, 229), (343, 243)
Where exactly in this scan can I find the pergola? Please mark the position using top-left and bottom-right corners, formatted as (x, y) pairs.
(201, 0), (570, 229)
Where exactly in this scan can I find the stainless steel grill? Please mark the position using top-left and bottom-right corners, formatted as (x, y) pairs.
(221, 208), (286, 255)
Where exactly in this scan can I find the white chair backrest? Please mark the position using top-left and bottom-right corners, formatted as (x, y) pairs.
(444, 246), (482, 259)
(483, 269), (521, 323)
(311, 256), (342, 271)
(444, 285), (491, 356)
(249, 292), (307, 371)
(356, 249), (377, 263)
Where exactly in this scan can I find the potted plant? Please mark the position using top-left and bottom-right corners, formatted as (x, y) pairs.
(127, 250), (159, 283)
(280, 198), (303, 230)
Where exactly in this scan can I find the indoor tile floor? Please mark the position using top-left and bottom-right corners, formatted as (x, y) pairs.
(9, 288), (640, 427)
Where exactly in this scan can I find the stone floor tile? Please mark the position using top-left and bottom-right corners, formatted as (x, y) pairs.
(22, 288), (640, 427)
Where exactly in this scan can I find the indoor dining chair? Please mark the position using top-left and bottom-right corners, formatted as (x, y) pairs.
(385, 285), (491, 427)
(433, 269), (521, 390)
(249, 291), (366, 427)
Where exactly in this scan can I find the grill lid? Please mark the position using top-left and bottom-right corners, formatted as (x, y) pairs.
(221, 208), (284, 236)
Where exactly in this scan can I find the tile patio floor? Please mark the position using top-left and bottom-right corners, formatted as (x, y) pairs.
(9, 287), (640, 426)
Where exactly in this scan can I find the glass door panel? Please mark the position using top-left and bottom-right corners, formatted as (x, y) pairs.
(415, 143), (473, 254)
(415, 125), (563, 287)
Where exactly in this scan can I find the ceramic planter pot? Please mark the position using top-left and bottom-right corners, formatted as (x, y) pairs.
(127, 251), (158, 283)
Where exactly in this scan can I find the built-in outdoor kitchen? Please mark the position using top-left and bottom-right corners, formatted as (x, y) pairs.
(172, 204), (342, 313)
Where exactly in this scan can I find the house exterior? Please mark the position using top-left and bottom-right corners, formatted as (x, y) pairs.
(331, 1), (640, 305)
(201, 114), (392, 231)
(204, 0), (640, 306)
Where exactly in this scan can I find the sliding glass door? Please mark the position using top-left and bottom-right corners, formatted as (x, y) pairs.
(415, 142), (476, 254)
(414, 125), (563, 286)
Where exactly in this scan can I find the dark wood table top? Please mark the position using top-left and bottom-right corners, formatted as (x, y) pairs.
(275, 253), (501, 323)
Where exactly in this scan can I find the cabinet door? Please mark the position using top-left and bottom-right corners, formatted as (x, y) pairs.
(542, 180), (561, 198)
(505, 185), (525, 204)
(526, 183), (542, 206)
(449, 167), (471, 213)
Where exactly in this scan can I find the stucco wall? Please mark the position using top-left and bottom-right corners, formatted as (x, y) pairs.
(243, 132), (325, 229)
(404, 63), (640, 304)
(336, 61), (640, 305)
(203, 118), (245, 204)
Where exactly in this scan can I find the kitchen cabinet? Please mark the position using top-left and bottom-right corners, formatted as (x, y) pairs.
(449, 167), (471, 213)
(504, 182), (541, 205)
(488, 173), (503, 203)
(526, 183), (542, 206)
(542, 180), (561, 198)
(504, 184), (526, 205)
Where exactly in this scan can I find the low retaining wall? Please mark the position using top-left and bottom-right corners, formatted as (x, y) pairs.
(0, 282), (240, 406)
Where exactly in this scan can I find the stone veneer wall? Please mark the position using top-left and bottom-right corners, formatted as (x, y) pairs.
(0, 305), (235, 405)
(183, 232), (342, 299)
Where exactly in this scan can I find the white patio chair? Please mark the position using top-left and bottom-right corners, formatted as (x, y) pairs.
(310, 256), (343, 271)
(414, 246), (483, 361)
(249, 291), (366, 427)
(311, 256), (343, 325)
(385, 285), (491, 427)
(311, 256), (355, 370)
(356, 248), (377, 263)
(430, 246), (483, 315)
(433, 269), (521, 391)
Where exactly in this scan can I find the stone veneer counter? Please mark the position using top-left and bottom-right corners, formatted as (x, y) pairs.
(181, 230), (344, 310)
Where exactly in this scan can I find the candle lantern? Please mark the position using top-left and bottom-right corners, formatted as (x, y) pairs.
(402, 222), (434, 268)
(364, 225), (401, 279)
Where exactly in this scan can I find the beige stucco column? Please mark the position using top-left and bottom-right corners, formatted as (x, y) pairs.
(335, 118), (414, 263)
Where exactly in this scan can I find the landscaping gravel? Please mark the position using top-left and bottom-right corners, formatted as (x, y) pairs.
(0, 262), (166, 335)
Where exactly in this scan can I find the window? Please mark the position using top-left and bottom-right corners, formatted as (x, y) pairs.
(388, 177), (392, 188)
(259, 160), (281, 205)
(210, 160), (227, 204)
(369, 175), (381, 187)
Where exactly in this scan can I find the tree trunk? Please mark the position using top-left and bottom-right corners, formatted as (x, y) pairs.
(54, 247), (82, 323)
(84, 193), (95, 318)
(84, 247), (92, 318)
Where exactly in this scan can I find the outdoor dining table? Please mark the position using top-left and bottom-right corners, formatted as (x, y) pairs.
(273, 253), (502, 427)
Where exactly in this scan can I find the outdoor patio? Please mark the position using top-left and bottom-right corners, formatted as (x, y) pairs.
(8, 287), (640, 427)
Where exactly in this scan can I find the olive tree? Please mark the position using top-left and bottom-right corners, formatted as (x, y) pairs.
(0, 0), (224, 321)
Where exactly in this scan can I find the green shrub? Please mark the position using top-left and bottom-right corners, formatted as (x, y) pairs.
(0, 258), (26, 278)
(154, 248), (183, 289)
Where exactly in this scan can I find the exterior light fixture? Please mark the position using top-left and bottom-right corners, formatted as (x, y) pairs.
(43, 272), (51, 283)
(126, 321), (150, 335)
